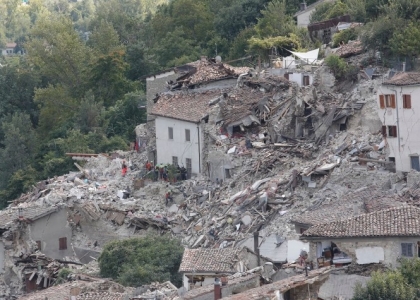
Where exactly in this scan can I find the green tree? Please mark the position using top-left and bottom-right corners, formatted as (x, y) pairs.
(0, 166), (38, 208)
(0, 112), (36, 190)
(26, 15), (90, 93)
(248, 34), (301, 59)
(88, 20), (121, 55)
(214, 0), (270, 41)
(399, 258), (420, 298)
(98, 236), (184, 287)
(352, 270), (416, 300)
(390, 21), (420, 57)
(105, 91), (147, 141)
(324, 54), (348, 79)
(332, 28), (359, 48)
(88, 49), (132, 107)
(310, 0), (349, 23)
(255, 0), (296, 38)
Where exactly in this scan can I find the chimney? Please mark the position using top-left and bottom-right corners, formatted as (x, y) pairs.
(402, 62), (406, 72)
(300, 2), (307, 10)
(214, 278), (222, 300)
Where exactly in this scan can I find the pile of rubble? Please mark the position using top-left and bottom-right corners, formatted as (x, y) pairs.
(2, 54), (413, 299)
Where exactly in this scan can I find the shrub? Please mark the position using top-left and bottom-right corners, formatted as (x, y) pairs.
(98, 236), (184, 287)
(332, 28), (358, 48)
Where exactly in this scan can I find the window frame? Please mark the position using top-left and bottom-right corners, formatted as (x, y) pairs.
(402, 242), (414, 257)
(168, 127), (173, 140)
(186, 158), (192, 179)
(388, 125), (397, 137)
(403, 94), (412, 109)
(172, 156), (178, 166)
(185, 129), (191, 142)
(59, 237), (67, 250)
(380, 94), (396, 108)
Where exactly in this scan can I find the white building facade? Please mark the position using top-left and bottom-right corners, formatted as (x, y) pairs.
(294, 0), (335, 27)
(377, 72), (420, 172)
(155, 116), (204, 176)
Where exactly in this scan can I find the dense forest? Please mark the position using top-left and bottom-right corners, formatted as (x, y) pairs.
(0, 0), (418, 207)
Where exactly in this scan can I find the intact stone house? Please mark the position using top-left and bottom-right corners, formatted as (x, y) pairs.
(377, 72), (420, 172)
(300, 205), (420, 269)
(179, 247), (266, 291)
(151, 91), (216, 176)
(146, 58), (249, 177)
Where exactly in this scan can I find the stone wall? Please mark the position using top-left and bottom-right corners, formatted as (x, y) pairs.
(290, 276), (327, 300)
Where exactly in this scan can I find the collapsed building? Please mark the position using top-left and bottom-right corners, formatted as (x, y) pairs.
(2, 47), (420, 299)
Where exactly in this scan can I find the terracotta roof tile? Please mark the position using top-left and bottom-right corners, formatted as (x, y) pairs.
(301, 205), (420, 238)
(180, 60), (249, 86)
(179, 248), (241, 273)
(151, 91), (219, 122)
(383, 72), (420, 86)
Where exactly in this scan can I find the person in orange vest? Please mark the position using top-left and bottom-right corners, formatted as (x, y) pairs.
(122, 161), (128, 176)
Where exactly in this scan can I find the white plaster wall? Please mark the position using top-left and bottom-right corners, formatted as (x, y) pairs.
(287, 240), (309, 262)
(377, 85), (420, 172)
(356, 247), (385, 264)
(289, 73), (313, 87)
(296, 9), (315, 27)
(155, 116), (203, 174)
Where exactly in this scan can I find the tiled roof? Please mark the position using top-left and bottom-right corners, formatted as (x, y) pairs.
(301, 205), (420, 238)
(182, 60), (249, 86)
(0, 205), (58, 229)
(179, 248), (241, 273)
(151, 90), (219, 122)
(383, 72), (420, 86)
(6, 42), (16, 48)
(76, 292), (125, 299)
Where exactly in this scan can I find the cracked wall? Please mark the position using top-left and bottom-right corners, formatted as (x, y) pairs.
(377, 84), (420, 172)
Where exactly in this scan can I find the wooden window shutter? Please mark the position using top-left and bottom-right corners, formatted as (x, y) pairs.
(59, 237), (67, 250)
(381, 126), (387, 136)
(390, 94), (396, 108)
(389, 126), (397, 137)
(379, 95), (385, 109)
(403, 95), (412, 108)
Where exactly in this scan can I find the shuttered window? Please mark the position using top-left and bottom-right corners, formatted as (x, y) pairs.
(402, 243), (413, 257)
(403, 94), (412, 108)
(185, 129), (190, 142)
(36, 241), (41, 251)
(381, 126), (387, 136)
(59, 237), (67, 250)
(388, 126), (397, 137)
(384, 94), (396, 108)
(379, 95), (385, 108)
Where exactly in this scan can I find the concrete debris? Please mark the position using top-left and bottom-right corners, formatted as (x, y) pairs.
(3, 53), (419, 299)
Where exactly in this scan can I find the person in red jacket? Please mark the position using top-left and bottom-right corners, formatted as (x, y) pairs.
(122, 161), (128, 176)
